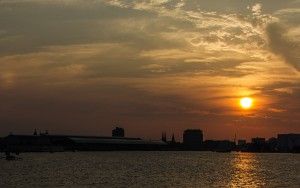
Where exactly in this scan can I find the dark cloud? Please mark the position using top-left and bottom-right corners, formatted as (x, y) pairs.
(266, 22), (300, 71)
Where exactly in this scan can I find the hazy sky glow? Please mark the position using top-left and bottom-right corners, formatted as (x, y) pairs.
(0, 0), (299, 140)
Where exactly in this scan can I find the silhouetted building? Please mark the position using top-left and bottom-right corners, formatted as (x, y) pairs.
(161, 132), (167, 142)
(215, 140), (235, 152)
(277, 134), (300, 152)
(1, 134), (63, 152)
(0, 137), (3, 152)
(171, 134), (175, 143)
(183, 129), (203, 149)
(203, 140), (234, 152)
(238, 140), (246, 146)
(68, 136), (166, 151)
(1, 134), (167, 152)
(250, 137), (266, 152)
(267, 137), (278, 152)
(112, 127), (124, 137)
(236, 139), (247, 151)
(163, 133), (180, 150)
(251, 137), (265, 144)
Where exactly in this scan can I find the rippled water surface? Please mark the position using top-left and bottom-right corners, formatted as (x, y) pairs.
(0, 152), (299, 187)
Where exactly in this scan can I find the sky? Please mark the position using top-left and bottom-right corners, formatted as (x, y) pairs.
(0, 0), (299, 141)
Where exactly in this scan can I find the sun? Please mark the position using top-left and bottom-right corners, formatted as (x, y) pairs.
(240, 97), (253, 109)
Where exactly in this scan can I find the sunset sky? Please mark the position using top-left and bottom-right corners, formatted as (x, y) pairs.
(0, 0), (299, 140)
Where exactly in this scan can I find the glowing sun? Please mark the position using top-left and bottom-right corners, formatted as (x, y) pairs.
(240, 97), (253, 109)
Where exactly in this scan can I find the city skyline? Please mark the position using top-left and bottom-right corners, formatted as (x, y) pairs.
(2, 125), (299, 143)
(0, 0), (299, 140)
(1, 127), (299, 153)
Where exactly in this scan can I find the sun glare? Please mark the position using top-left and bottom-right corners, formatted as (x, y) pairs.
(240, 97), (253, 109)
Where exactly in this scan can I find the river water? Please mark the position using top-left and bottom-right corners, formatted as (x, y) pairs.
(0, 152), (299, 187)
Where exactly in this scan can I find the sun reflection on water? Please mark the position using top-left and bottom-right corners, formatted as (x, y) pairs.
(229, 153), (266, 187)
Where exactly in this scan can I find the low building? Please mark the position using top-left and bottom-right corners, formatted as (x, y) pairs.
(69, 136), (166, 151)
(203, 140), (235, 152)
(0, 134), (167, 152)
(112, 127), (125, 137)
(237, 140), (246, 146)
(251, 137), (266, 144)
(1, 135), (67, 152)
(249, 137), (266, 152)
(236, 139), (247, 152)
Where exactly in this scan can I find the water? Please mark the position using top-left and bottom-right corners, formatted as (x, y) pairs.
(0, 152), (299, 187)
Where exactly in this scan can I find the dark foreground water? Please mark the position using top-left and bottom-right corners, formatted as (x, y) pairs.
(0, 152), (299, 187)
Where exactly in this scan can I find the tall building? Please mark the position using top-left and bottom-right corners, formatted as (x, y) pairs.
(161, 132), (167, 142)
(112, 127), (125, 137)
(277, 134), (300, 152)
(171, 134), (175, 143)
(183, 129), (203, 147)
